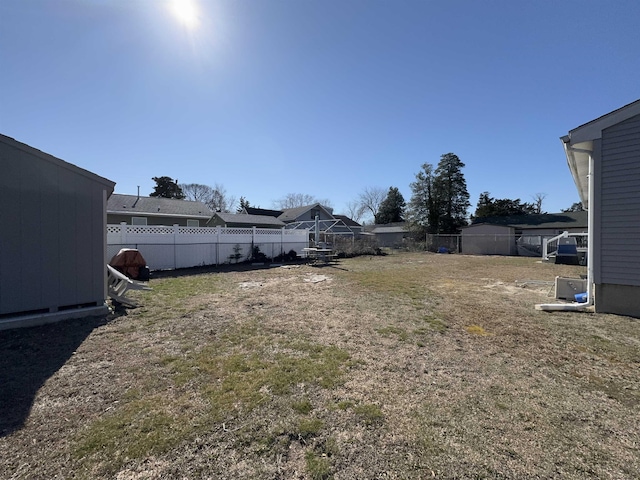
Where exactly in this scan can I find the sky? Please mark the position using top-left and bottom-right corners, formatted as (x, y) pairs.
(1, 0), (639, 221)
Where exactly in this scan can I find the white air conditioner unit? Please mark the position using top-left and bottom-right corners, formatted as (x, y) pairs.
(554, 276), (587, 300)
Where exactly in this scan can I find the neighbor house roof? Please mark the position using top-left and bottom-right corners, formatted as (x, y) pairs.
(562, 99), (640, 208)
(277, 203), (334, 222)
(207, 212), (285, 228)
(107, 193), (211, 219)
(333, 214), (362, 228)
(470, 211), (588, 230)
(366, 222), (410, 234)
(244, 207), (284, 217)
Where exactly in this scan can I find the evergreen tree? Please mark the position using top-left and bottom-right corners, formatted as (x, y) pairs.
(474, 192), (494, 218)
(408, 153), (470, 234)
(408, 162), (438, 233)
(433, 153), (470, 233)
(562, 202), (585, 212)
(237, 196), (251, 213)
(150, 176), (185, 199)
(375, 187), (406, 224)
(472, 192), (537, 219)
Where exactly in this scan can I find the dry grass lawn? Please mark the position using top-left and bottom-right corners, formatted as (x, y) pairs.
(1, 252), (639, 479)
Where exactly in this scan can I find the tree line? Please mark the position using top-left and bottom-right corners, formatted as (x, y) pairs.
(149, 177), (332, 214)
(150, 152), (582, 234)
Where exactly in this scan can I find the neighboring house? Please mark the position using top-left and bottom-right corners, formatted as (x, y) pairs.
(278, 204), (360, 238)
(562, 99), (640, 317)
(462, 212), (588, 256)
(107, 193), (211, 226)
(334, 215), (364, 235)
(242, 203), (363, 236)
(277, 203), (335, 224)
(0, 134), (115, 330)
(207, 212), (285, 229)
(366, 222), (411, 248)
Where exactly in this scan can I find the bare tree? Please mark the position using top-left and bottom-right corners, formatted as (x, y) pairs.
(316, 198), (333, 210)
(532, 193), (547, 214)
(179, 182), (236, 212)
(344, 199), (366, 223)
(358, 186), (386, 223)
(274, 193), (319, 210)
(180, 183), (214, 203)
(210, 183), (236, 213)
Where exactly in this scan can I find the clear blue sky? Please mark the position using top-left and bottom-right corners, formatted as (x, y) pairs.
(2, 0), (638, 219)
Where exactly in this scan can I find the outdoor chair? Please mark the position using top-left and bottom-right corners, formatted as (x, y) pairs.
(107, 264), (152, 307)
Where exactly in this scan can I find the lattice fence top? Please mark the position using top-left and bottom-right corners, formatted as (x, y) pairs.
(177, 227), (213, 235)
(108, 224), (308, 238)
(129, 226), (174, 234)
(222, 228), (254, 235)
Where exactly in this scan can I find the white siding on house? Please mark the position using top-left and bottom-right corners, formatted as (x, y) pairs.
(600, 114), (640, 286)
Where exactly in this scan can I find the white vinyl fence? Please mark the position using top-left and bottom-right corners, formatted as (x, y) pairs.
(107, 224), (310, 271)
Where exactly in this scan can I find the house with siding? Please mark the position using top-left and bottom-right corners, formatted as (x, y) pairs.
(243, 204), (362, 236)
(0, 134), (115, 329)
(562, 99), (640, 317)
(107, 193), (211, 227)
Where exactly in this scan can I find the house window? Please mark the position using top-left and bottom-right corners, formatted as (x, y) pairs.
(187, 219), (199, 227)
(132, 217), (147, 225)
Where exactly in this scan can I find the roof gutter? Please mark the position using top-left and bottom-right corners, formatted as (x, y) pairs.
(536, 144), (595, 312)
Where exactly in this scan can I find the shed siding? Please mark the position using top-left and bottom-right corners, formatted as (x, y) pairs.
(461, 224), (515, 255)
(0, 139), (112, 316)
(600, 114), (640, 286)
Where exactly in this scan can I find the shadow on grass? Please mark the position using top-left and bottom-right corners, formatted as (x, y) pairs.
(149, 259), (309, 279)
(0, 313), (118, 437)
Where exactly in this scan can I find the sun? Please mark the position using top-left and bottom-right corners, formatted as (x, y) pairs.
(170, 0), (200, 29)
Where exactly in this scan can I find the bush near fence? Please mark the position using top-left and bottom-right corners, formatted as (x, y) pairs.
(107, 224), (309, 271)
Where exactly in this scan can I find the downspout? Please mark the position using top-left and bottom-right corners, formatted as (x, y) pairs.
(536, 145), (594, 312)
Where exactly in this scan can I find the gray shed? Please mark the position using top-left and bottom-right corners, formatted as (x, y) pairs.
(461, 212), (588, 256)
(462, 223), (516, 255)
(562, 99), (640, 317)
(0, 134), (115, 329)
(368, 223), (410, 248)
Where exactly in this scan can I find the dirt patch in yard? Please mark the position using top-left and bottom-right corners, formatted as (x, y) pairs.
(1, 253), (639, 479)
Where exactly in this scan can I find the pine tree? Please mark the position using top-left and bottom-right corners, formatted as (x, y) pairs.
(375, 187), (406, 224)
(237, 196), (251, 213)
(150, 177), (185, 199)
(408, 154), (470, 233)
(408, 162), (438, 233)
(433, 153), (470, 233)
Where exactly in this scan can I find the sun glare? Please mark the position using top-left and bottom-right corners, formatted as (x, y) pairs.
(170, 0), (200, 29)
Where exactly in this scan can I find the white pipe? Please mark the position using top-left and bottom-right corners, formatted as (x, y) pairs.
(536, 149), (594, 312)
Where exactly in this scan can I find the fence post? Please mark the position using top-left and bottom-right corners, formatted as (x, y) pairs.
(281, 227), (285, 258)
(120, 222), (127, 246)
(173, 224), (179, 269)
(216, 226), (220, 266)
